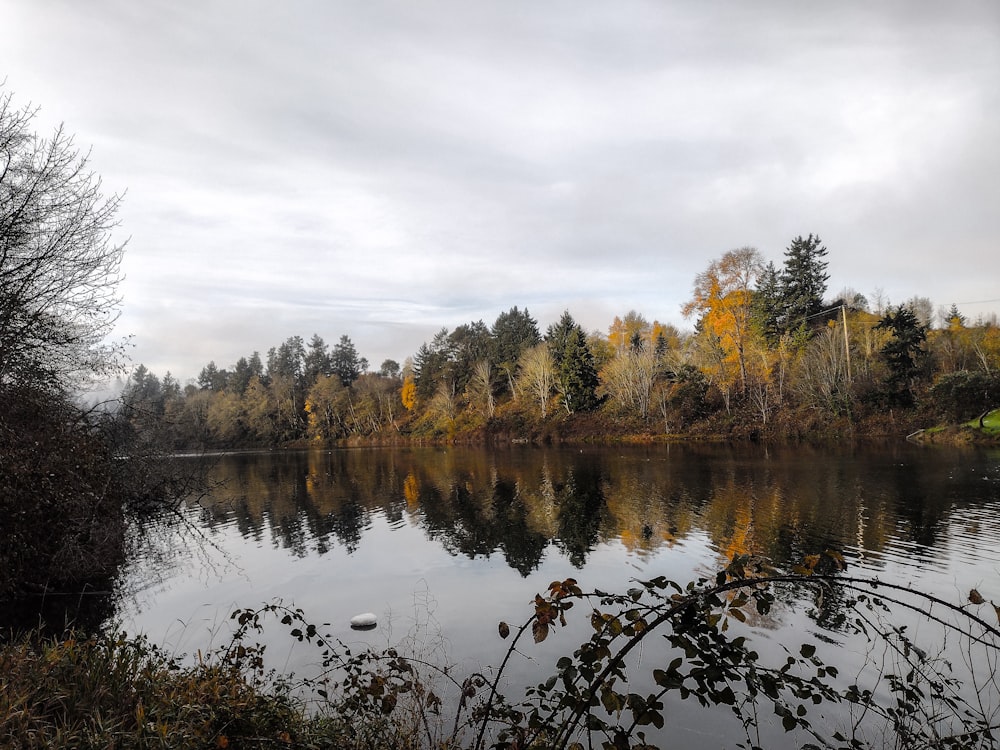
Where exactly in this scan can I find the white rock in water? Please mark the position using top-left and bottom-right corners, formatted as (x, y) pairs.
(350, 612), (377, 629)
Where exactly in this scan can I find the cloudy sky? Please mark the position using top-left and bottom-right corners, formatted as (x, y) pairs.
(3, 1), (998, 381)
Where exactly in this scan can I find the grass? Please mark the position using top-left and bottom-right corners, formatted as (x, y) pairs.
(966, 408), (1000, 435)
(0, 631), (315, 749)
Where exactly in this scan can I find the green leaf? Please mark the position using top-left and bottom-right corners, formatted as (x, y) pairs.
(800, 643), (816, 658)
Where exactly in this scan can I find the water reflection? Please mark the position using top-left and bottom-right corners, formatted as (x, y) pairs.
(190, 443), (1000, 577)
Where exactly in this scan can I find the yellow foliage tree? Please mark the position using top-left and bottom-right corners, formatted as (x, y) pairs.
(400, 375), (416, 411)
(682, 247), (764, 394)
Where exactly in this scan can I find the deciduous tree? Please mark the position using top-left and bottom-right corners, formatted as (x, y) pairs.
(0, 90), (127, 390)
(682, 247), (763, 394)
(516, 343), (555, 418)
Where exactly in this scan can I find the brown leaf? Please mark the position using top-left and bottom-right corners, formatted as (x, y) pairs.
(969, 589), (985, 605)
(498, 621), (510, 639)
(993, 601), (1000, 625)
(532, 620), (548, 644)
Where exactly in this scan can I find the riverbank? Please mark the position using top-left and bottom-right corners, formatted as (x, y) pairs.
(325, 404), (997, 449)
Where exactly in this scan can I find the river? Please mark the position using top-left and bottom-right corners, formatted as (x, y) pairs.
(60, 443), (1000, 746)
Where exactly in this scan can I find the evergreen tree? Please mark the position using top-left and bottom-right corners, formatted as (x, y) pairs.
(198, 361), (228, 391)
(230, 356), (254, 394)
(331, 334), (363, 387)
(779, 234), (829, 333)
(875, 305), (928, 406)
(752, 260), (783, 344)
(267, 336), (306, 384)
(491, 306), (541, 392)
(945, 303), (966, 329)
(448, 320), (493, 392)
(304, 334), (332, 384)
(546, 311), (599, 413)
(412, 328), (453, 402)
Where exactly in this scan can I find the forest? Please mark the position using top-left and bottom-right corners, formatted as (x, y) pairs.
(121, 236), (1000, 449)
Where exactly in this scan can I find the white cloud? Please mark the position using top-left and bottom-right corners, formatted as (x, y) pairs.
(2, 0), (998, 378)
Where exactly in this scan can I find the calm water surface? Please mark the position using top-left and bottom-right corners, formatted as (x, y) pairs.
(115, 442), (1000, 747)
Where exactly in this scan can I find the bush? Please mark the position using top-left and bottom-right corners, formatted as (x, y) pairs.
(929, 370), (1000, 423)
(0, 386), (126, 598)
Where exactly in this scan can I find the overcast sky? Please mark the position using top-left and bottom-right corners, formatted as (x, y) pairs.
(3, 1), (998, 381)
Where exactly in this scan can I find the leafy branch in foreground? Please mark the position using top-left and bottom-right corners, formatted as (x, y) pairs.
(4, 556), (996, 749)
(477, 553), (1000, 750)
(223, 554), (999, 750)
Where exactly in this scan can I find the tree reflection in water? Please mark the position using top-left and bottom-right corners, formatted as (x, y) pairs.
(186, 443), (998, 581)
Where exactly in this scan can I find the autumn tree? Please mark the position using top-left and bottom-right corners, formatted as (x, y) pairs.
(516, 342), (555, 418)
(682, 247), (764, 395)
(466, 359), (496, 418)
(305, 374), (347, 440)
(599, 346), (658, 419)
(400, 372), (416, 411)
(607, 311), (651, 354)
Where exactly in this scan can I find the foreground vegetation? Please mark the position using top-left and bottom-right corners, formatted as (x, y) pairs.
(3, 555), (998, 749)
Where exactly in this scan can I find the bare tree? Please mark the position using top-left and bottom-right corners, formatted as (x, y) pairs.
(599, 348), (658, 419)
(466, 359), (495, 418)
(516, 343), (555, 418)
(0, 90), (127, 390)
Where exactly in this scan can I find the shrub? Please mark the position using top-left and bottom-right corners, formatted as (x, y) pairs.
(929, 370), (1000, 423)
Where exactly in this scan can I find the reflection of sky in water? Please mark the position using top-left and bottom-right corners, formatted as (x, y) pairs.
(108, 445), (1000, 750)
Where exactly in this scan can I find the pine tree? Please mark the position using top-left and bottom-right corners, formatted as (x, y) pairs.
(875, 305), (928, 406)
(331, 335), (363, 387)
(546, 311), (599, 413)
(491, 306), (541, 393)
(779, 234), (829, 334)
(304, 334), (332, 384)
(752, 261), (783, 344)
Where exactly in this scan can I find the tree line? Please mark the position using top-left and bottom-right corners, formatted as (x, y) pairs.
(123, 233), (1000, 448)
